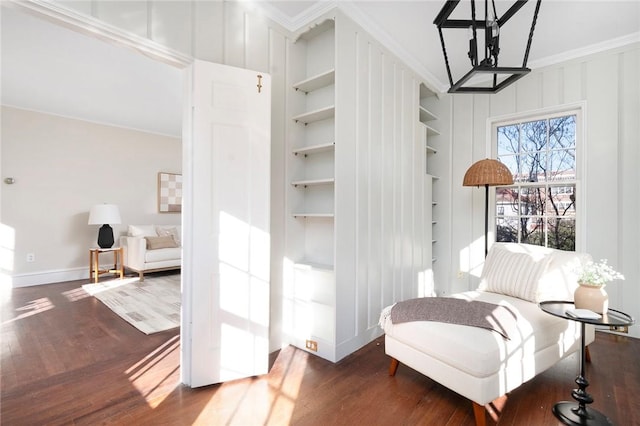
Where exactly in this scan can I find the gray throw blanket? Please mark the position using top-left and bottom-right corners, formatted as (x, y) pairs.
(390, 297), (518, 340)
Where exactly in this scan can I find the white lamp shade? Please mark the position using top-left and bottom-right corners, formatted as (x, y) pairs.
(88, 204), (121, 225)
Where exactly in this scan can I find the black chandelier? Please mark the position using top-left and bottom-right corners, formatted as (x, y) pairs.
(434, 0), (542, 93)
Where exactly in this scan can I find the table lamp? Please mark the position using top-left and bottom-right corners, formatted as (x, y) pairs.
(88, 204), (121, 248)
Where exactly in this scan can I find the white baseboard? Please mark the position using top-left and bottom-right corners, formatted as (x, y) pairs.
(11, 267), (88, 288)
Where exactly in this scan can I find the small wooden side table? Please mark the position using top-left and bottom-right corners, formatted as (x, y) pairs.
(89, 247), (124, 283)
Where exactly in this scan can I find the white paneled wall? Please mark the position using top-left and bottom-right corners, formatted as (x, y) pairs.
(333, 13), (434, 359)
(449, 43), (640, 339)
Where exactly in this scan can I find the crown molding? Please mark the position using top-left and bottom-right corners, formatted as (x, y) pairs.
(253, 0), (338, 33)
(529, 32), (640, 71)
(4, 0), (192, 68)
(337, 2), (447, 93)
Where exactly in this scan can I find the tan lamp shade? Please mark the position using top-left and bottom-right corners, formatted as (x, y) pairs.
(462, 158), (514, 187)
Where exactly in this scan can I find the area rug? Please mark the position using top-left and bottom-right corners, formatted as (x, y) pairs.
(82, 274), (181, 334)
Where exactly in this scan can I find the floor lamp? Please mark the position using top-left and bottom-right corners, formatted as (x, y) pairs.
(463, 159), (514, 257)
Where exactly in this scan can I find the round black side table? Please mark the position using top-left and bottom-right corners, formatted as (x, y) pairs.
(539, 301), (635, 426)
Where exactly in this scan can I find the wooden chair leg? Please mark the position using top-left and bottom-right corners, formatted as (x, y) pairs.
(472, 395), (507, 426)
(472, 402), (488, 426)
(388, 358), (399, 376)
(586, 345), (591, 363)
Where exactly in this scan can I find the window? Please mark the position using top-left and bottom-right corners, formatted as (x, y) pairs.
(491, 108), (582, 250)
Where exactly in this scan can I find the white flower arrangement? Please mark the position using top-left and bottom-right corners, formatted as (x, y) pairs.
(578, 259), (625, 287)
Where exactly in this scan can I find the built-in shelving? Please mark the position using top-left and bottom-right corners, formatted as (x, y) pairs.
(425, 124), (440, 136)
(288, 17), (338, 362)
(293, 105), (336, 124)
(419, 105), (438, 123)
(420, 82), (440, 273)
(287, 16), (443, 363)
(293, 69), (336, 93)
(293, 142), (335, 156)
(292, 213), (335, 218)
(291, 178), (335, 187)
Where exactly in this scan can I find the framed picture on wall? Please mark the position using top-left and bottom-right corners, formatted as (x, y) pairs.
(158, 172), (182, 213)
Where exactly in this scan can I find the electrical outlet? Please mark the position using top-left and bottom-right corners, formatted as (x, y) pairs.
(26, 253), (35, 262)
(609, 325), (628, 333)
(305, 339), (318, 352)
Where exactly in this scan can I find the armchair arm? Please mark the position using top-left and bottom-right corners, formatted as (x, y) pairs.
(123, 236), (147, 270)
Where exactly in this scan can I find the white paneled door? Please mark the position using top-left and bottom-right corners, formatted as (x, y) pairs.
(181, 60), (271, 387)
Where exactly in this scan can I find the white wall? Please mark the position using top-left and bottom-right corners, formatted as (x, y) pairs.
(449, 43), (640, 338)
(1, 106), (181, 286)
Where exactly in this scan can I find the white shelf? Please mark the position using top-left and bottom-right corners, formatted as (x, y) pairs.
(419, 105), (438, 122)
(292, 213), (335, 218)
(293, 105), (335, 124)
(293, 142), (335, 156)
(291, 178), (335, 187)
(426, 145), (437, 154)
(425, 124), (440, 136)
(418, 121), (440, 136)
(293, 69), (335, 93)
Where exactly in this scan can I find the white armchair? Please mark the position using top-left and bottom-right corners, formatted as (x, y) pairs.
(381, 243), (594, 426)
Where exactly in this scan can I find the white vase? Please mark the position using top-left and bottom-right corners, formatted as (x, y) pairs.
(574, 283), (608, 314)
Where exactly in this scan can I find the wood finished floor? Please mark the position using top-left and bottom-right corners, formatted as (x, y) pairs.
(2, 278), (639, 425)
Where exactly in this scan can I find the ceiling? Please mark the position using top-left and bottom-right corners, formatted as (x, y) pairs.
(1, 6), (183, 137)
(2, 1), (639, 137)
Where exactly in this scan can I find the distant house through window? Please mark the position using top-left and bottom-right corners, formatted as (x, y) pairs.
(490, 107), (582, 251)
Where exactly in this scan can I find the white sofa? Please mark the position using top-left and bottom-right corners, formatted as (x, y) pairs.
(120, 225), (181, 280)
(381, 243), (594, 426)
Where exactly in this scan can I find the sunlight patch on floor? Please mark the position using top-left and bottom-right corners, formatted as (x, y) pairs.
(126, 334), (181, 408)
(2, 297), (54, 325)
(191, 346), (309, 425)
(62, 286), (91, 302)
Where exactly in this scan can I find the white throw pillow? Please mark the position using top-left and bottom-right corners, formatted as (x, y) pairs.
(537, 250), (592, 302)
(478, 243), (553, 303)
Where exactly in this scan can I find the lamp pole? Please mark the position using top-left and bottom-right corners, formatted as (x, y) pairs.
(484, 184), (489, 258)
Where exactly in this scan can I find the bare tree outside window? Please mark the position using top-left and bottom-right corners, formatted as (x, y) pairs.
(495, 114), (577, 250)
